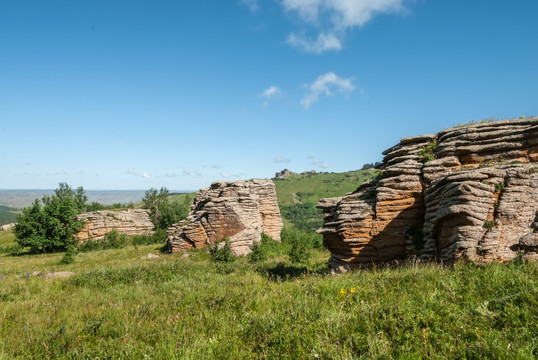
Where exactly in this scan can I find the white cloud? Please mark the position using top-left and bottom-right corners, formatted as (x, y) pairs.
(274, 155), (292, 163)
(241, 0), (260, 12)
(286, 32), (342, 53)
(282, 0), (409, 52)
(260, 85), (282, 106)
(308, 156), (331, 169)
(301, 71), (354, 108)
(127, 168), (151, 179)
(221, 172), (231, 179)
(182, 170), (192, 176)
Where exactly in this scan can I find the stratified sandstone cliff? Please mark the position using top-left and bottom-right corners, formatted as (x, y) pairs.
(167, 179), (283, 256)
(318, 118), (538, 270)
(75, 209), (154, 241)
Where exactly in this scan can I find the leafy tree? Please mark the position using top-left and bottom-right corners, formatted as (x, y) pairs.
(14, 183), (87, 253)
(142, 188), (191, 230)
(142, 187), (170, 224)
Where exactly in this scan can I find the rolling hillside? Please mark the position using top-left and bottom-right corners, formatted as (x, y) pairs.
(273, 169), (376, 231)
(0, 205), (19, 226)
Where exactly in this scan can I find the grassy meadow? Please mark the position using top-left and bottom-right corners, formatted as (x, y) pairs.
(1, 229), (537, 359)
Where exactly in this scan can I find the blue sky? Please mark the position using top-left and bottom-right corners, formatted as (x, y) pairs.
(1, 0), (537, 190)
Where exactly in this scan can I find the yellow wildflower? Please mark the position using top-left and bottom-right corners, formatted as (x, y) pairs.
(350, 288), (356, 293)
(339, 288), (347, 296)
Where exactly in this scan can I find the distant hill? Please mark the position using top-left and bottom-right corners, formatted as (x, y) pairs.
(273, 169), (376, 231)
(0, 205), (19, 226)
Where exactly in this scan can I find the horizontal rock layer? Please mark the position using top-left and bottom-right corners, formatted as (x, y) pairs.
(167, 179), (283, 256)
(75, 209), (154, 241)
(318, 117), (538, 270)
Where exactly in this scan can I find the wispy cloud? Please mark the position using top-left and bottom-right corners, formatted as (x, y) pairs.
(281, 0), (409, 53)
(182, 170), (192, 176)
(260, 85), (282, 106)
(241, 0), (260, 12)
(308, 156), (330, 169)
(127, 168), (151, 179)
(221, 172), (231, 179)
(274, 155), (292, 164)
(286, 32), (342, 53)
(301, 71), (354, 108)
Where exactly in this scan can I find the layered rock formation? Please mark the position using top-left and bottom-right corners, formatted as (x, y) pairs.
(317, 118), (538, 270)
(0, 223), (16, 231)
(167, 179), (283, 256)
(75, 209), (154, 241)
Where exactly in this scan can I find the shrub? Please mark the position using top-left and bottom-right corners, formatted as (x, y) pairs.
(483, 220), (495, 229)
(418, 139), (438, 163)
(77, 230), (127, 252)
(248, 233), (280, 264)
(495, 183), (505, 193)
(281, 226), (323, 249)
(209, 239), (235, 263)
(288, 237), (310, 264)
(281, 227), (313, 264)
(142, 188), (191, 230)
(60, 241), (76, 264)
(14, 183), (86, 253)
(132, 228), (168, 246)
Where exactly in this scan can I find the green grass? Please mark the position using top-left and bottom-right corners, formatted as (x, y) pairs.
(0, 238), (536, 359)
(274, 169), (375, 207)
(274, 169), (376, 232)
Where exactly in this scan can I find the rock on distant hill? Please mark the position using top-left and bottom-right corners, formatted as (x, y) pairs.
(318, 117), (538, 270)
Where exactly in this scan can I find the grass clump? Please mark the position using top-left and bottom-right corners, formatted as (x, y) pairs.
(209, 239), (235, 263)
(248, 233), (280, 264)
(418, 139), (438, 163)
(483, 220), (495, 229)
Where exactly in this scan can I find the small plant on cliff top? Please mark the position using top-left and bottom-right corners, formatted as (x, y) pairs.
(483, 220), (495, 229)
(418, 139), (438, 163)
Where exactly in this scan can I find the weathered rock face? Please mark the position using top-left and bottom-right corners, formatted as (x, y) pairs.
(167, 179), (283, 256)
(318, 118), (538, 270)
(75, 209), (154, 241)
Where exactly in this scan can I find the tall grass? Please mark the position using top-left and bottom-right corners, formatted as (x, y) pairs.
(1, 237), (537, 359)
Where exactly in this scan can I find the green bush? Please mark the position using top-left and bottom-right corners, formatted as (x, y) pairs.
(132, 228), (168, 246)
(209, 239), (235, 263)
(281, 228), (312, 264)
(248, 233), (280, 264)
(483, 220), (495, 229)
(77, 230), (127, 252)
(418, 139), (438, 163)
(142, 187), (190, 230)
(281, 226), (323, 249)
(60, 241), (76, 264)
(14, 183), (86, 253)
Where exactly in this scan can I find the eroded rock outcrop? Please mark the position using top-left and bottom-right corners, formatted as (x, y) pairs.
(0, 223), (16, 231)
(318, 118), (538, 270)
(75, 209), (154, 241)
(167, 179), (283, 256)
